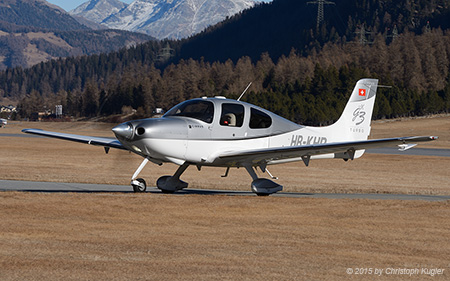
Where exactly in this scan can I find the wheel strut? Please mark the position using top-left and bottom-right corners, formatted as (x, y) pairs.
(244, 165), (283, 196)
(156, 162), (190, 193)
(131, 157), (150, 193)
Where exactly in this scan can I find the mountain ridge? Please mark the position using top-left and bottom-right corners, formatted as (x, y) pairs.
(70, 0), (128, 25)
(0, 0), (153, 70)
(71, 0), (256, 39)
(0, 0), (89, 31)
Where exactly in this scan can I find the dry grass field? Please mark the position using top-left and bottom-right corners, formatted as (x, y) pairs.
(0, 115), (449, 280)
(1, 193), (449, 280)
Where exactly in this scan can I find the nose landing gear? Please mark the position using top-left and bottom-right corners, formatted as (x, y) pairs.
(131, 157), (150, 193)
(131, 178), (147, 192)
(130, 157), (190, 194)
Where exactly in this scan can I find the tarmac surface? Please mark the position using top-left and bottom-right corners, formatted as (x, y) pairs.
(1, 180), (449, 201)
(366, 147), (450, 157)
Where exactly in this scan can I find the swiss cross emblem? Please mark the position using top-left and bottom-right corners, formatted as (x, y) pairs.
(359, 89), (366, 96)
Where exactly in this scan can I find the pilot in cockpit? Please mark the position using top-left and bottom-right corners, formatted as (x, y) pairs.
(221, 113), (236, 126)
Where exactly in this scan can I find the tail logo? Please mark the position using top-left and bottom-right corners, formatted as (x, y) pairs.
(352, 105), (366, 126)
(359, 89), (366, 96)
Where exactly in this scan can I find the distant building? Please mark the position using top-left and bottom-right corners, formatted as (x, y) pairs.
(152, 108), (165, 118)
(0, 105), (16, 113)
(153, 108), (164, 114)
(55, 105), (63, 117)
(0, 105), (16, 120)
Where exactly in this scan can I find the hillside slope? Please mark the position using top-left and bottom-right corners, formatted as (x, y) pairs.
(0, 0), (153, 70)
(178, 0), (450, 63)
(0, 0), (89, 31)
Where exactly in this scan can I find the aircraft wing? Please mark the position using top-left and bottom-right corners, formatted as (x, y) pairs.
(218, 136), (438, 166)
(22, 129), (125, 150)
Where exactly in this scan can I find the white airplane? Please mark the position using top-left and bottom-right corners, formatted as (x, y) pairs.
(0, 118), (7, 127)
(23, 79), (437, 195)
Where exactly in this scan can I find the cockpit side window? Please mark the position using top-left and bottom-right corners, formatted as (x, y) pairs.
(164, 100), (214, 123)
(220, 103), (244, 127)
(250, 108), (272, 129)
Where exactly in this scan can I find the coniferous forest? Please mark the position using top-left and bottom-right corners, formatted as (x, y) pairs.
(1, 0), (449, 125)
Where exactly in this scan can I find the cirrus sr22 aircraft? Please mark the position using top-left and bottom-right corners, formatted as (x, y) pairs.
(1, 118), (7, 127)
(23, 79), (437, 195)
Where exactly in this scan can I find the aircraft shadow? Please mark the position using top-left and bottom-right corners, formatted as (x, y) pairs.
(5, 189), (134, 194)
(2, 187), (314, 197)
(3, 188), (449, 201)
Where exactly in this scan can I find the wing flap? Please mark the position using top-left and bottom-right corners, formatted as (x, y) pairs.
(218, 136), (438, 165)
(22, 129), (125, 150)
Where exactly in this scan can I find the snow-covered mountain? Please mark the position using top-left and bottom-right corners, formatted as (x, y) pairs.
(70, 0), (128, 25)
(71, 0), (256, 40)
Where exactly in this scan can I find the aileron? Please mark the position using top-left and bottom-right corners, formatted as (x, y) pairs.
(217, 136), (437, 165)
(22, 128), (125, 150)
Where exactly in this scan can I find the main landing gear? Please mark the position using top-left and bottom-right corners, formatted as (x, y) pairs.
(131, 157), (189, 193)
(244, 165), (283, 196)
(156, 163), (189, 193)
(130, 157), (282, 196)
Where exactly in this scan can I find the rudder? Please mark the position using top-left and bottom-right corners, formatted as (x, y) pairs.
(330, 78), (379, 142)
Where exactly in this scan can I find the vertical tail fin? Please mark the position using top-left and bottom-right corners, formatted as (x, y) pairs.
(330, 78), (378, 142)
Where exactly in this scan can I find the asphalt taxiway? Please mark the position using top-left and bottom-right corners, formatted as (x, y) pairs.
(1, 180), (449, 201)
(2, 132), (449, 201)
(367, 147), (450, 157)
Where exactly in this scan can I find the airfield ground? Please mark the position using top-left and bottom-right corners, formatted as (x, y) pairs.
(0, 115), (449, 280)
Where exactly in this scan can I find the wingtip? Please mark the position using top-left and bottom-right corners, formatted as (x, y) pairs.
(22, 128), (42, 134)
(430, 136), (439, 141)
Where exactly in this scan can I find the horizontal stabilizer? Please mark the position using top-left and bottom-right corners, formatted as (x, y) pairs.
(398, 144), (417, 151)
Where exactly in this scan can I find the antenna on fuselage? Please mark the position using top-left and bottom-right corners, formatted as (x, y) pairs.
(237, 82), (252, 101)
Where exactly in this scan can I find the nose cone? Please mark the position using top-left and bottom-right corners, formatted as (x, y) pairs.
(112, 122), (134, 140)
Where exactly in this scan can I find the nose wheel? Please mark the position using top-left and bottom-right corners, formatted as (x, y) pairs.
(131, 178), (147, 193)
(130, 157), (151, 193)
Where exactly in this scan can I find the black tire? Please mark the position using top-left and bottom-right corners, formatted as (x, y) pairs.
(132, 178), (147, 193)
(160, 189), (175, 194)
(256, 193), (270, 197)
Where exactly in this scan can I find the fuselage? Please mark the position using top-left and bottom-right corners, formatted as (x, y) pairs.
(112, 96), (369, 167)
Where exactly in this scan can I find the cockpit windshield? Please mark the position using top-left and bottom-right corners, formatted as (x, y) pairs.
(164, 100), (214, 123)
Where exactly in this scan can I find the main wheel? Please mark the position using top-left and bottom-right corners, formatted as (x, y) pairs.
(132, 178), (147, 193)
(256, 193), (270, 197)
(160, 189), (175, 194)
